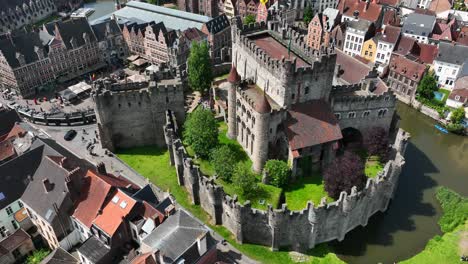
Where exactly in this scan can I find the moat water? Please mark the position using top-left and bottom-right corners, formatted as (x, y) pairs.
(334, 102), (468, 264)
(77, 2), (468, 262)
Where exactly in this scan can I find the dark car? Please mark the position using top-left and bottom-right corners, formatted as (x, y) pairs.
(64, 129), (77, 141)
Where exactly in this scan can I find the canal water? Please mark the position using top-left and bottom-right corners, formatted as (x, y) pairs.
(77, 2), (468, 262)
(83, 0), (116, 21)
(334, 102), (468, 264)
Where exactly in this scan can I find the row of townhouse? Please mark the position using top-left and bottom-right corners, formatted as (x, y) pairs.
(0, 17), (127, 98)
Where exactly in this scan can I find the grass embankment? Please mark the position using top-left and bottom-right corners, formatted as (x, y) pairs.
(284, 172), (333, 210)
(117, 146), (344, 264)
(401, 187), (468, 263)
(186, 122), (281, 210)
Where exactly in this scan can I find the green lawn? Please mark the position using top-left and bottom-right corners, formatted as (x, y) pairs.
(365, 156), (384, 178)
(401, 222), (467, 264)
(117, 146), (344, 264)
(185, 122), (281, 210)
(284, 173), (333, 211)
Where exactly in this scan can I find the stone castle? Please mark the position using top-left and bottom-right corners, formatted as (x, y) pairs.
(92, 68), (185, 152)
(164, 109), (409, 251)
(226, 17), (397, 175)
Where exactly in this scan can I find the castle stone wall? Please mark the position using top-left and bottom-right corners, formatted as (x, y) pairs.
(332, 91), (397, 133)
(163, 110), (409, 252)
(92, 78), (185, 151)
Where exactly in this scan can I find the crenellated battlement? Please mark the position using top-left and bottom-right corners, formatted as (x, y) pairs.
(331, 84), (362, 94)
(333, 91), (397, 104)
(163, 110), (410, 250)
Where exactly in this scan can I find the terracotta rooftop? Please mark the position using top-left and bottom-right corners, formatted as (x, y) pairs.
(373, 79), (389, 95)
(378, 25), (401, 45)
(0, 229), (30, 255)
(378, 0), (398, 6)
(341, 0), (382, 23)
(457, 27), (468, 46)
(429, 0), (452, 14)
(227, 65), (241, 83)
(417, 43), (438, 64)
(0, 140), (16, 162)
(93, 189), (137, 236)
(382, 9), (400, 27)
(455, 76), (468, 90)
(336, 50), (372, 84)
(448, 88), (468, 103)
(432, 19), (457, 41)
(286, 100), (342, 150)
(14, 208), (29, 223)
(131, 253), (157, 264)
(394, 35), (417, 55)
(249, 33), (310, 67)
(5, 123), (26, 140)
(389, 54), (426, 82)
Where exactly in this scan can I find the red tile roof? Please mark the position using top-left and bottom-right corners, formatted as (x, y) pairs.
(6, 123), (26, 140)
(394, 36), (417, 55)
(336, 50), (372, 84)
(286, 100), (343, 150)
(73, 169), (138, 228)
(0, 229), (30, 255)
(389, 54), (426, 82)
(382, 9), (400, 27)
(341, 0), (382, 23)
(455, 76), (468, 90)
(378, 0), (398, 6)
(141, 201), (164, 224)
(429, 0), (452, 14)
(379, 25), (401, 44)
(93, 189), (137, 236)
(227, 66), (241, 83)
(432, 19), (457, 41)
(448, 88), (468, 103)
(373, 79), (389, 95)
(457, 27), (468, 46)
(417, 43), (438, 64)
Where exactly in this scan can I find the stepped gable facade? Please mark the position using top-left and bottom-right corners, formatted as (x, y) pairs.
(228, 17), (397, 174)
(92, 68), (185, 152)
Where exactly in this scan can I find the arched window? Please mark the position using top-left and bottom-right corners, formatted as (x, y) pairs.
(335, 113), (341, 120)
(362, 111), (370, 117)
(348, 112), (356, 119)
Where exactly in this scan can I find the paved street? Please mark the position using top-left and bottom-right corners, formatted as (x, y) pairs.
(27, 121), (257, 264)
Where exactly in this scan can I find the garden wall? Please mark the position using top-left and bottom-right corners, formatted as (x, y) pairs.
(163, 110), (410, 252)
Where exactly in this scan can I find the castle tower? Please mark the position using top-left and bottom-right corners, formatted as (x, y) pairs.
(252, 93), (271, 173)
(227, 66), (240, 139)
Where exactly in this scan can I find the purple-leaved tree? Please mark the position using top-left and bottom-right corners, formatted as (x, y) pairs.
(323, 151), (366, 200)
(363, 126), (390, 161)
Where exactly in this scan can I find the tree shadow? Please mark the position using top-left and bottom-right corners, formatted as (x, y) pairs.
(116, 145), (167, 156)
(331, 141), (439, 256)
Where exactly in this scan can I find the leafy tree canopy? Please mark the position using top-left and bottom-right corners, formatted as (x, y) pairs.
(264, 160), (290, 188)
(303, 6), (313, 25)
(211, 145), (237, 182)
(244, 14), (256, 25)
(363, 127), (390, 161)
(417, 71), (438, 100)
(183, 108), (218, 158)
(27, 249), (50, 264)
(187, 41), (213, 93)
(450, 106), (465, 124)
(233, 164), (258, 198)
(323, 151), (366, 200)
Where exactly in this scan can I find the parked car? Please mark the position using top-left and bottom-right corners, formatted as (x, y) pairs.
(64, 129), (77, 141)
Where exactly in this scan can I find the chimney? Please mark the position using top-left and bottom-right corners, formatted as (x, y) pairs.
(97, 162), (107, 175)
(43, 179), (53, 193)
(197, 233), (208, 255)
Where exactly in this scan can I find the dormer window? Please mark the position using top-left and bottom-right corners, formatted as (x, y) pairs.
(455, 95), (461, 101)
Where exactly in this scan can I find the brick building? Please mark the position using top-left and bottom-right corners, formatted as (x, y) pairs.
(237, 0), (259, 18)
(306, 9), (340, 50)
(201, 14), (231, 64)
(387, 54), (426, 104)
(0, 17), (104, 98)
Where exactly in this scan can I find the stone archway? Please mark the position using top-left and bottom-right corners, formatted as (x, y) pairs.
(341, 127), (363, 150)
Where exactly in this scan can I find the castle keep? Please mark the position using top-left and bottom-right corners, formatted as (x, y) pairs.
(227, 18), (397, 174)
(92, 69), (185, 152)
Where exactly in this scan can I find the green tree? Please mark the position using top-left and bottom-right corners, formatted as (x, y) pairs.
(233, 164), (258, 198)
(264, 160), (290, 188)
(417, 71), (438, 100)
(243, 14), (256, 25)
(147, 0), (158, 5)
(27, 249), (50, 264)
(183, 108), (218, 158)
(210, 145), (236, 182)
(450, 106), (465, 124)
(187, 41), (213, 93)
(303, 6), (313, 25)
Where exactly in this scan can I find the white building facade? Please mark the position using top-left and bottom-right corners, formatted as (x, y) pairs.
(0, 200), (23, 240)
(433, 60), (461, 90)
(343, 28), (365, 56)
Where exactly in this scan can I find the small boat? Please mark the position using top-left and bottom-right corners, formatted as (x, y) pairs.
(435, 124), (448, 134)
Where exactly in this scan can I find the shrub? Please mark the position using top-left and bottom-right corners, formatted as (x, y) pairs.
(243, 14), (256, 25)
(183, 108), (218, 158)
(27, 249), (50, 264)
(363, 127), (390, 161)
(435, 187), (468, 233)
(264, 160), (290, 188)
(450, 106), (465, 124)
(446, 123), (465, 134)
(323, 151), (366, 200)
(210, 145), (236, 182)
(232, 164), (258, 199)
(417, 71), (438, 100)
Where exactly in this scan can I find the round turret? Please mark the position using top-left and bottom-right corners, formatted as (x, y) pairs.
(255, 94), (271, 114)
(227, 65), (241, 84)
